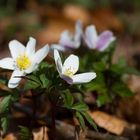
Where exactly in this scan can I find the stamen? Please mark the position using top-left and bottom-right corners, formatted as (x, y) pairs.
(16, 54), (31, 70)
(64, 67), (75, 77)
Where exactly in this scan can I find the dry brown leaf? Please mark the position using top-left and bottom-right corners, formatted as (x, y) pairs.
(91, 8), (123, 32)
(33, 127), (49, 140)
(37, 19), (74, 45)
(88, 111), (129, 135)
(128, 75), (140, 93)
(3, 133), (17, 140)
(63, 5), (90, 24)
(117, 92), (140, 124)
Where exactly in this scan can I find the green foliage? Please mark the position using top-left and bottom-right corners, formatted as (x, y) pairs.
(62, 90), (97, 130)
(24, 62), (53, 90)
(80, 43), (139, 107)
(63, 90), (74, 106)
(0, 95), (12, 113)
(112, 82), (133, 97)
(0, 89), (19, 133)
(1, 116), (9, 133)
(110, 57), (140, 75)
(19, 126), (32, 140)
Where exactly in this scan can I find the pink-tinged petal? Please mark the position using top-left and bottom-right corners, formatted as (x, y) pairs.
(84, 25), (98, 49)
(96, 31), (115, 51)
(63, 54), (79, 74)
(60, 74), (73, 85)
(8, 70), (25, 88)
(72, 72), (96, 84)
(9, 40), (25, 59)
(54, 49), (62, 74)
(25, 37), (36, 56)
(0, 57), (14, 70)
(31, 44), (49, 64)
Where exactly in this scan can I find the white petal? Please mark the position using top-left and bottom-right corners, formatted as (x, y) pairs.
(9, 40), (25, 59)
(31, 44), (49, 64)
(51, 44), (66, 52)
(54, 49), (62, 74)
(84, 25), (98, 49)
(63, 54), (79, 74)
(74, 20), (83, 48)
(25, 37), (36, 56)
(72, 72), (96, 84)
(59, 31), (76, 49)
(25, 63), (38, 74)
(59, 31), (71, 46)
(0, 57), (14, 70)
(60, 74), (73, 85)
(8, 70), (25, 88)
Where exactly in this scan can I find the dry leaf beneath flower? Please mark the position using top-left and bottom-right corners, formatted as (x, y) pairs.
(88, 111), (129, 135)
(33, 127), (49, 140)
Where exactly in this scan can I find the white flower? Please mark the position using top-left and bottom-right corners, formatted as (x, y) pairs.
(54, 49), (96, 84)
(51, 20), (83, 52)
(84, 25), (115, 51)
(0, 37), (49, 88)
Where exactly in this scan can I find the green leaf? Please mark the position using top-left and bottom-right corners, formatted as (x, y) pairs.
(40, 73), (49, 88)
(72, 103), (89, 111)
(76, 111), (85, 129)
(19, 126), (32, 140)
(24, 80), (40, 90)
(112, 82), (133, 97)
(0, 95), (11, 113)
(81, 112), (98, 131)
(85, 73), (106, 92)
(96, 92), (112, 107)
(122, 67), (140, 75)
(39, 61), (48, 69)
(1, 116), (9, 133)
(110, 57), (140, 75)
(63, 90), (74, 106)
(93, 61), (106, 71)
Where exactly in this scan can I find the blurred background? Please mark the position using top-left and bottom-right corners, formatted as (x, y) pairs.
(0, 0), (140, 67)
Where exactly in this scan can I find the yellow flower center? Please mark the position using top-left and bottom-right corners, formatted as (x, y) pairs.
(64, 68), (75, 77)
(16, 54), (31, 70)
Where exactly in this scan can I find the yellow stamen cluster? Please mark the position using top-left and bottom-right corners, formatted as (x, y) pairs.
(64, 68), (75, 77)
(16, 54), (31, 70)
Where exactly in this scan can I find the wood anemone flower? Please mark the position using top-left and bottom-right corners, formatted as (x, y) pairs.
(54, 49), (96, 84)
(51, 20), (83, 52)
(0, 37), (49, 88)
(84, 25), (115, 51)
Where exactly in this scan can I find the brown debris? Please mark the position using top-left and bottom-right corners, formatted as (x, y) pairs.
(33, 127), (49, 140)
(88, 111), (130, 135)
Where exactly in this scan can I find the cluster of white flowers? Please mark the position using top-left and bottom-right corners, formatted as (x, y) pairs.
(0, 35), (97, 88)
(51, 21), (115, 52)
(0, 21), (116, 88)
